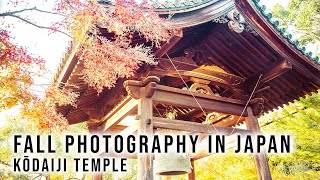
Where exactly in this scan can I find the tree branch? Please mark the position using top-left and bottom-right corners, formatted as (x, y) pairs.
(32, 175), (43, 180)
(32, 8), (66, 17)
(0, 7), (65, 17)
(0, 7), (36, 16)
(6, 14), (71, 38)
(0, 159), (11, 167)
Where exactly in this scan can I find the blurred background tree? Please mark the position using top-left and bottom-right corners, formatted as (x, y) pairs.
(271, 0), (320, 55)
(196, 91), (320, 179)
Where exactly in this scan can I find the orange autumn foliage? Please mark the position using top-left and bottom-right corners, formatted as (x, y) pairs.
(2, 0), (173, 132)
(21, 86), (79, 132)
(55, 0), (173, 92)
(0, 30), (44, 110)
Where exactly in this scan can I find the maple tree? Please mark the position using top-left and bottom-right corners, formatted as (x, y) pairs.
(195, 91), (320, 179)
(0, 30), (44, 110)
(0, 0), (173, 131)
(55, 0), (172, 92)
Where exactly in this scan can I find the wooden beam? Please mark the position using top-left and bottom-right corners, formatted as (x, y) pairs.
(117, 116), (248, 137)
(260, 60), (292, 83)
(98, 123), (139, 160)
(153, 117), (251, 135)
(97, 97), (138, 131)
(241, 60), (292, 91)
(152, 85), (250, 116)
(119, 123), (138, 135)
(245, 107), (272, 180)
(179, 109), (203, 121)
(137, 88), (154, 180)
(154, 29), (183, 58)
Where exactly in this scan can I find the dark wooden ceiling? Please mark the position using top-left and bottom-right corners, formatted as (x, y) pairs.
(56, 22), (320, 125)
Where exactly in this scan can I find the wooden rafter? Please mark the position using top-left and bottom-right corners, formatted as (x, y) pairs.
(236, 0), (320, 84)
(240, 60), (292, 89)
(154, 29), (183, 58)
(97, 97), (138, 132)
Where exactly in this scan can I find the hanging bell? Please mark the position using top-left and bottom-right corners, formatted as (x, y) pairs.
(155, 152), (191, 176)
(154, 129), (192, 176)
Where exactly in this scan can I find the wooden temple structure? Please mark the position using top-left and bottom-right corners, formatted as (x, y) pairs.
(54, 0), (320, 179)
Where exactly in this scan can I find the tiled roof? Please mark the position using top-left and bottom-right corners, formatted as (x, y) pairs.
(252, 0), (319, 64)
(54, 0), (320, 84)
(152, 0), (213, 11)
(100, 0), (214, 12)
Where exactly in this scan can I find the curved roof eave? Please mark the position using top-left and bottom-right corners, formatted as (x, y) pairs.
(161, 0), (235, 28)
(160, 0), (320, 81)
(55, 0), (320, 85)
(155, 0), (220, 14)
(234, 0), (320, 83)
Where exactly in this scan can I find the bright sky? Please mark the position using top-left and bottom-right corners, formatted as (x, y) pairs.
(0, 0), (290, 127)
(0, 0), (71, 126)
(0, 0), (71, 75)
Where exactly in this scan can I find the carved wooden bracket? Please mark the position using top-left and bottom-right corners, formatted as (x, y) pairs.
(227, 9), (246, 33)
(249, 98), (264, 116)
(190, 82), (214, 95)
(182, 66), (245, 86)
(189, 77), (218, 96)
(204, 112), (223, 124)
(124, 76), (160, 99)
(212, 8), (258, 36)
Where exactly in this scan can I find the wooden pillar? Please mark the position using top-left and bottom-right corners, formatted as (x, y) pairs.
(112, 158), (121, 180)
(187, 160), (195, 180)
(245, 107), (272, 180)
(138, 87), (154, 180)
(88, 119), (104, 180)
(92, 172), (103, 180)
